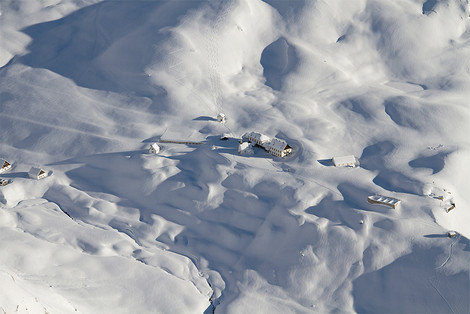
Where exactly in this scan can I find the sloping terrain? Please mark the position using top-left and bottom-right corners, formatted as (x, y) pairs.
(0, 0), (469, 313)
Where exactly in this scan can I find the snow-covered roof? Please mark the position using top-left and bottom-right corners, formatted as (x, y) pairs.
(448, 231), (457, 238)
(368, 195), (401, 208)
(269, 138), (288, 151)
(332, 155), (356, 165)
(28, 167), (46, 176)
(238, 142), (254, 154)
(239, 142), (251, 150)
(369, 195), (400, 204)
(247, 132), (271, 143)
(217, 113), (226, 123)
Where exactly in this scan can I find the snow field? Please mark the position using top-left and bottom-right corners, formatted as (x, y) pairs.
(0, 0), (469, 312)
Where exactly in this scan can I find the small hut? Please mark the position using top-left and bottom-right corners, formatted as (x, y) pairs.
(367, 195), (401, 209)
(0, 160), (12, 173)
(446, 202), (456, 213)
(28, 167), (48, 180)
(149, 143), (160, 154)
(217, 113), (226, 123)
(448, 231), (457, 238)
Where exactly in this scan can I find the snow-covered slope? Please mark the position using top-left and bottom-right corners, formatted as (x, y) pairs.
(0, 0), (469, 313)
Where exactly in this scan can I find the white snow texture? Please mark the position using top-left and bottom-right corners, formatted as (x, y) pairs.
(0, 0), (469, 313)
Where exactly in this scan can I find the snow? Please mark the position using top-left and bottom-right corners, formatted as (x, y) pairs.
(0, 0), (469, 313)
(238, 142), (254, 155)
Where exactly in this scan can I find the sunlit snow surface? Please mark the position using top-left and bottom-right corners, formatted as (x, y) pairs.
(0, 0), (469, 313)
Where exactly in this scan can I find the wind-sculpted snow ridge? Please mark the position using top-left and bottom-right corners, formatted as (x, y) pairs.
(0, 0), (469, 313)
